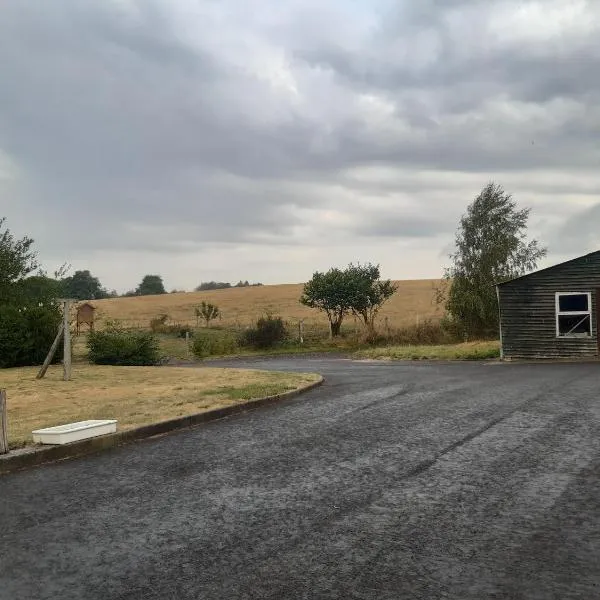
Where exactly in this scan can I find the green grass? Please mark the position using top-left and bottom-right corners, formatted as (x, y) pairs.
(203, 382), (300, 400)
(355, 341), (500, 361)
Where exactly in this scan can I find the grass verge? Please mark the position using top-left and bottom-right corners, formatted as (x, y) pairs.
(355, 341), (500, 361)
(1, 364), (321, 449)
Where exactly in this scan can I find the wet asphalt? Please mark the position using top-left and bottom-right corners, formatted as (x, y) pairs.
(1, 357), (600, 600)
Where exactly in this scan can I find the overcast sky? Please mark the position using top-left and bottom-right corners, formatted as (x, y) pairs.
(1, 0), (598, 292)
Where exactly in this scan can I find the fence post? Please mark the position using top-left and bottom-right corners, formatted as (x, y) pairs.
(63, 299), (72, 381)
(0, 390), (8, 454)
(299, 319), (304, 345)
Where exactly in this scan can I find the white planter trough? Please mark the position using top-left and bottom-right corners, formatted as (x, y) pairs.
(32, 420), (117, 445)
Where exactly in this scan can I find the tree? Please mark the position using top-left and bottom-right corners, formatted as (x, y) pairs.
(0, 217), (38, 303)
(136, 275), (166, 296)
(195, 301), (220, 327)
(0, 218), (63, 368)
(346, 263), (397, 334)
(300, 263), (395, 337)
(62, 269), (108, 300)
(301, 268), (352, 337)
(444, 182), (547, 339)
(195, 281), (232, 291)
(17, 274), (63, 304)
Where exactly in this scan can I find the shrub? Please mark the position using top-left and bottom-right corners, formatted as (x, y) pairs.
(241, 315), (288, 349)
(149, 314), (169, 332)
(191, 329), (238, 358)
(0, 303), (62, 368)
(364, 319), (460, 347)
(88, 325), (160, 366)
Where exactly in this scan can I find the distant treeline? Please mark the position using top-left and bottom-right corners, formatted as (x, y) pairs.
(195, 281), (263, 291)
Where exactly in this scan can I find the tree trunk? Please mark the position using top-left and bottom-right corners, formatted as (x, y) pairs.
(331, 320), (342, 337)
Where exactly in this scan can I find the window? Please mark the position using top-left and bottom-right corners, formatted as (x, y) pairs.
(556, 292), (592, 337)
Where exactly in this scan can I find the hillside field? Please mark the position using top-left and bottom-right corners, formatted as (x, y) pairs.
(92, 279), (445, 331)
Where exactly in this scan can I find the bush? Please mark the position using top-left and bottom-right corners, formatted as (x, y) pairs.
(149, 314), (193, 338)
(191, 329), (238, 358)
(0, 303), (62, 368)
(241, 315), (288, 349)
(88, 325), (160, 366)
(363, 319), (460, 347)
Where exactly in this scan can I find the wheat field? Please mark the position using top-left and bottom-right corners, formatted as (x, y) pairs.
(91, 279), (445, 330)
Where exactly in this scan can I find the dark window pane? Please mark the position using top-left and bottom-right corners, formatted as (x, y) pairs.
(559, 294), (589, 312)
(558, 314), (591, 336)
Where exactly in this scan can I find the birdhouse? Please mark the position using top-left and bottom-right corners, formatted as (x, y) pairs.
(76, 302), (96, 335)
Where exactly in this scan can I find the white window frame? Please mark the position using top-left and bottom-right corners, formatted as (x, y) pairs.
(555, 292), (593, 338)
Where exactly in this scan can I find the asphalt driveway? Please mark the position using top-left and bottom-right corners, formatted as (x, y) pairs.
(1, 357), (600, 599)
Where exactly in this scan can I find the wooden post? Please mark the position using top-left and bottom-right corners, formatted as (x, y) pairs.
(63, 299), (72, 381)
(299, 319), (304, 345)
(37, 322), (65, 379)
(0, 390), (8, 455)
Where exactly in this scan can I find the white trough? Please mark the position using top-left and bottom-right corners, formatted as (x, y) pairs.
(32, 420), (117, 445)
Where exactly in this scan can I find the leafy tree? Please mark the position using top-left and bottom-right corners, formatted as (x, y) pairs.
(17, 275), (63, 304)
(346, 263), (397, 334)
(300, 268), (352, 337)
(195, 301), (220, 327)
(0, 217), (38, 303)
(136, 274), (166, 296)
(444, 182), (547, 339)
(62, 269), (108, 300)
(0, 218), (63, 367)
(301, 263), (397, 337)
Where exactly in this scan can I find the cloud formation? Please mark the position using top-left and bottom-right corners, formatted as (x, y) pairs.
(0, 0), (598, 290)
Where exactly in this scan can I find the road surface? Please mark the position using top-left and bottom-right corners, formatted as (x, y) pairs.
(1, 357), (600, 599)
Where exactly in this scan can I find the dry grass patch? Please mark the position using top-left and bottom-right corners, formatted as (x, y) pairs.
(1, 364), (320, 449)
(356, 341), (500, 361)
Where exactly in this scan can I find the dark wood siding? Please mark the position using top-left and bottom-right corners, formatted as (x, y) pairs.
(498, 252), (600, 359)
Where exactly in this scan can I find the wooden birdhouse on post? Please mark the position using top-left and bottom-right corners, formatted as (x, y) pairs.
(76, 302), (96, 335)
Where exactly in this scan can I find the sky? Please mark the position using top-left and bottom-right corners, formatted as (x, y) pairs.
(0, 0), (599, 293)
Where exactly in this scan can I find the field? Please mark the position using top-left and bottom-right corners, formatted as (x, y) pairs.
(91, 279), (444, 331)
(3, 364), (321, 449)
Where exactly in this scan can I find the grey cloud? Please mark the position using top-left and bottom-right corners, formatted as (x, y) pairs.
(553, 203), (600, 252)
(353, 215), (450, 239)
(0, 0), (598, 288)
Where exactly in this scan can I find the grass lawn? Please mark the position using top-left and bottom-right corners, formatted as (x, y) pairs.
(355, 341), (500, 361)
(1, 364), (320, 449)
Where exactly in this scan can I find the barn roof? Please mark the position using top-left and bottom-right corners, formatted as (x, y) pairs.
(497, 250), (600, 287)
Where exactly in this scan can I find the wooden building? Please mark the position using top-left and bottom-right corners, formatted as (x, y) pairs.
(76, 302), (96, 335)
(497, 251), (600, 360)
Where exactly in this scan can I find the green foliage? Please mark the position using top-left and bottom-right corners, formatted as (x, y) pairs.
(149, 313), (169, 332)
(300, 268), (352, 337)
(136, 274), (166, 296)
(241, 315), (288, 349)
(300, 263), (396, 337)
(191, 329), (239, 358)
(87, 324), (160, 366)
(16, 275), (63, 305)
(62, 270), (108, 300)
(345, 263), (397, 333)
(195, 281), (263, 291)
(195, 281), (231, 291)
(444, 182), (547, 339)
(0, 303), (63, 368)
(0, 217), (38, 304)
(195, 301), (220, 327)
